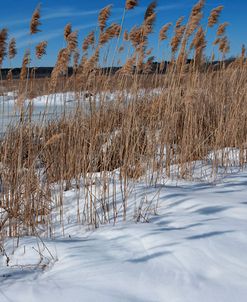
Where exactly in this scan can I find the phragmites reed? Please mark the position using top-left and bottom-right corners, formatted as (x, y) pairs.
(73, 49), (80, 69)
(186, 0), (205, 36)
(30, 4), (41, 34)
(67, 31), (78, 52)
(82, 31), (95, 52)
(64, 23), (72, 41)
(216, 22), (229, 36)
(190, 26), (206, 65)
(50, 48), (70, 91)
(20, 49), (30, 81)
(219, 36), (230, 54)
(208, 6), (224, 27)
(99, 23), (121, 45)
(170, 17), (186, 55)
(8, 38), (17, 60)
(159, 23), (172, 41)
(118, 56), (134, 75)
(35, 41), (47, 59)
(98, 5), (112, 32)
(126, 0), (138, 10)
(144, 1), (156, 21)
(143, 56), (154, 74)
(0, 28), (8, 66)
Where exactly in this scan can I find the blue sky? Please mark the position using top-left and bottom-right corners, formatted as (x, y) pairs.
(1, 0), (246, 67)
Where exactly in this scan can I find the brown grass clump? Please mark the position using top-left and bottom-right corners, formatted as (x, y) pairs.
(30, 4), (41, 34)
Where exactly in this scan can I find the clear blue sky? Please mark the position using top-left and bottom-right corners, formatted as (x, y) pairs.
(1, 0), (246, 67)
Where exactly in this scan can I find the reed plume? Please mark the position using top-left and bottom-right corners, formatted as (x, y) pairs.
(216, 22), (229, 36)
(144, 1), (156, 21)
(20, 50), (30, 81)
(208, 6), (224, 27)
(170, 17), (186, 55)
(219, 36), (230, 54)
(50, 48), (70, 91)
(118, 56), (135, 75)
(64, 23), (72, 41)
(8, 38), (17, 60)
(30, 4), (41, 34)
(126, 0), (138, 10)
(35, 41), (47, 59)
(98, 5), (112, 32)
(186, 0), (205, 36)
(0, 28), (8, 66)
(159, 23), (172, 41)
(190, 26), (206, 65)
(82, 31), (95, 52)
(67, 31), (78, 52)
(100, 23), (121, 45)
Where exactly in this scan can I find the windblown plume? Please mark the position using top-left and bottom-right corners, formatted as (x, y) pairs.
(159, 23), (172, 41)
(208, 6), (224, 27)
(82, 31), (95, 52)
(30, 4), (41, 34)
(35, 41), (47, 59)
(190, 26), (206, 65)
(118, 57), (135, 75)
(123, 30), (129, 41)
(219, 36), (230, 54)
(20, 50), (30, 81)
(216, 22), (228, 36)
(99, 23), (121, 45)
(8, 38), (17, 60)
(0, 28), (8, 66)
(144, 1), (156, 21)
(126, 0), (138, 10)
(186, 0), (205, 36)
(64, 23), (72, 41)
(98, 5), (112, 32)
(67, 31), (78, 52)
(170, 17), (186, 55)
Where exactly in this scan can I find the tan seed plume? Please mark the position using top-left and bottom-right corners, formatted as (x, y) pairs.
(216, 22), (229, 36)
(208, 6), (224, 27)
(186, 0), (205, 36)
(67, 31), (78, 52)
(35, 41), (47, 59)
(126, 0), (138, 10)
(64, 23), (72, 41)
(0, 28), (8, 66)
(98, 5), (112, 32)
(30, 4), (41, 34)
(82, 31), (95, 52)
(159, 23), (172, 41)
(20, 50), (30, 81)
(8, 38), (17, 60)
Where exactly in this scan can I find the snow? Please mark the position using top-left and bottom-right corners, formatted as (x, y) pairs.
(1, 165), (247, 301)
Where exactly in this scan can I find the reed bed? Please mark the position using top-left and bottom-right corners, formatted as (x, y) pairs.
(0, 0), (246, 247)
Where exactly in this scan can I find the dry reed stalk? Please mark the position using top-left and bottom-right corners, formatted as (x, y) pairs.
(126, 0), (138, 10)
(0, 28), (8, 66)
(35, 41), (47, 59)
(170, 17), (186, 55)
(8, 38), (17, 60)
(208, 6), (224, 27)
(98, 5), (112, 32)
(30, 4), (41, 34)
(99, 23), (121, 45)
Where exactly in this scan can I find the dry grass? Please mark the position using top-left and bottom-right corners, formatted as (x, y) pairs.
(0, 0), (246, 245)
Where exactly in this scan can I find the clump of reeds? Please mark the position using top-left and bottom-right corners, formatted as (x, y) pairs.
(0, 28), (8, 66)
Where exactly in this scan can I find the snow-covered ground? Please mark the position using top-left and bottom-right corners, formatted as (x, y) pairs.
(1, 165), (247, 302)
